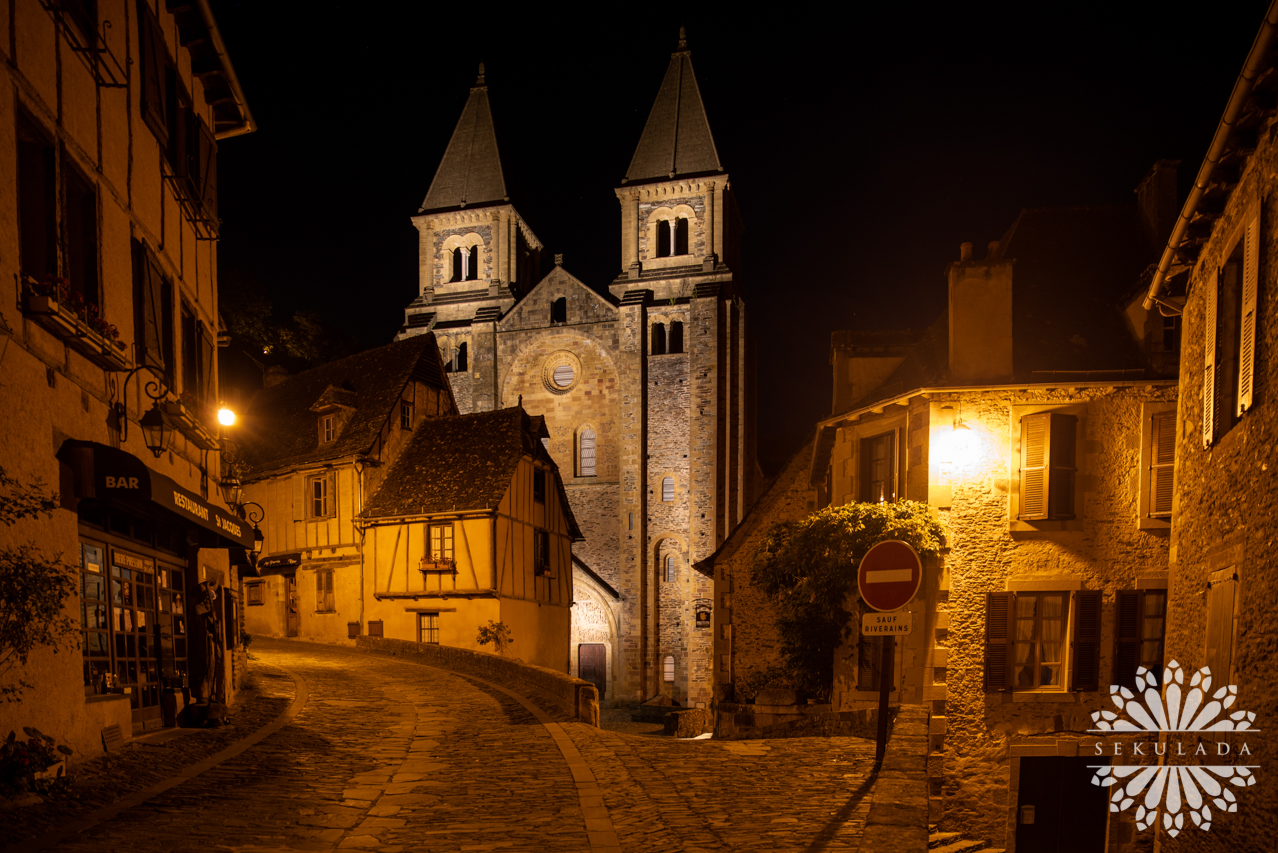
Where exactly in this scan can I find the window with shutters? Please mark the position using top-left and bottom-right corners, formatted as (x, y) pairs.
(1017, 412), (1077, 521)
(1139, 404), (1176, 527)
(652, 322), (667, 355)
(578, 428), (596, 477)
(132, 240), (174, 385)
(985, 590), (1100, 692)
(315, 569), (335, 613)
(137, 0), (169, 145)
(1204, 571), (1239, 684)
(62, 159), (100, 309)
(1203, 209), (1260, 448)
(859, 432), (896, 503)
(307, 473), (333, 519)
(17, 116), (57, 281)
(1114, 588), (1167, 688)
(661, 476), (675, 502)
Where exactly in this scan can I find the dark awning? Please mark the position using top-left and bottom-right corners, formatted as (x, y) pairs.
(57, 440), (253, 549)
(256, 552), (302, 576)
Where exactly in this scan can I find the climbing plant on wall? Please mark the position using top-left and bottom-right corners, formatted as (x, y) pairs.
(749, 500), (947, 697)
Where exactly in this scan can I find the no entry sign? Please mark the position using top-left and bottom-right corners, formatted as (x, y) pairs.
(857, 540), (922, 612)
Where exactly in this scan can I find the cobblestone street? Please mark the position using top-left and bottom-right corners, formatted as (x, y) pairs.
(7, 640), (881, 853)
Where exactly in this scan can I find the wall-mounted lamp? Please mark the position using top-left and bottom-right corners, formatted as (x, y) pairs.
(113, 365), (173, 458)
(218, 407), (237, 427)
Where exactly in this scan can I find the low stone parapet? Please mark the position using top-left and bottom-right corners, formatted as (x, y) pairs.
(859, 704), (930, 852)
(355, 636), (599, 726)
(715, 701), (890, 740)
(663, 708), (713, 738)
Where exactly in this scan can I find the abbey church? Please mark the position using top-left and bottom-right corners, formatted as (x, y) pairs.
(396, 34), (758, 708)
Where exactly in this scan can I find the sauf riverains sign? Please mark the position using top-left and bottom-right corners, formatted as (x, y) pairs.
(1090, 661), (1258, 837)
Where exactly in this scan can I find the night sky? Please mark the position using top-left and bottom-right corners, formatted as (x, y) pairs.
(210, 4), (1268, 474)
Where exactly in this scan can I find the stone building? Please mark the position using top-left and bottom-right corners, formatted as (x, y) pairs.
(0, 0), (254, 752)
(709, 193), (1183, 850)
(395, 33), (758, 707)
(1139, 12), (1278, 851)
(234, 336), (580, 671)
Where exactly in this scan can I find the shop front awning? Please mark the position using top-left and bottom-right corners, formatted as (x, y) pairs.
(256, 552), (302, 576)
(57, 440), (254, 549)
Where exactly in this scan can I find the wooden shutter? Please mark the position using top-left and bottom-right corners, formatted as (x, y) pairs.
(197, 120), (218, 220)
(1203, 267), (1219, 448)
(292, 475), (305, 522)
(1150, 411), (1175, 517)
(199, 323), (215, 409)
(1069, 590), (1102, 691)
(1238, 214), (1259, 414)
(985, 592), (1014, 692)
(134, 242), (166, 373)
(1205, 577), (1237, 682)
(327, 471), (338, 518)
(1019, 414), (1049, 520)
(1113, 590), (1141, 689)
(138, 2), (167, 142)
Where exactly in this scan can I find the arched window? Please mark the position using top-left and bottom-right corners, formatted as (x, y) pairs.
(579, 428), (596, 477)
(466, 244), (481, 280)
(656, 220), (672, 258)
(661, 477), (674, 502)
(668, 321), (684, 354)
(551, 297), (567, 324)
(450, 248), (463, 282)
(674, 217), (689, 255)
(652, 323), (667, 355)
(664, 555), (675, 582)
(454, 341), (468, 372)
(663, 655), (675, 683)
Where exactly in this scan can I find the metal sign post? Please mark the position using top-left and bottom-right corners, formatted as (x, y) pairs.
(857, 540), (924, 767)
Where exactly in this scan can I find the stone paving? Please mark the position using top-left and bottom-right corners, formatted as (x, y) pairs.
(6, 639), (882, 853)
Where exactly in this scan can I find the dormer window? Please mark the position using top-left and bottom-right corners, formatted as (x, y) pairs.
(322, 415), (335, 443)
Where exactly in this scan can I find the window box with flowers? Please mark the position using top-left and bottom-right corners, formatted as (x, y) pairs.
(419, 556), (457, 575)
(161, 394), (219, 450)
(22, 275), (129, 371)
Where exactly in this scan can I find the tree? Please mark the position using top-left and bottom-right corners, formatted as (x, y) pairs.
(749, 500), (947, 697)
(0, 468), (77, 703)
(476, 621), (514, 655)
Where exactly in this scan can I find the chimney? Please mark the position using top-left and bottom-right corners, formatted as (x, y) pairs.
(948, 245), (1014, 384)
(1135, 160), (1180, 256)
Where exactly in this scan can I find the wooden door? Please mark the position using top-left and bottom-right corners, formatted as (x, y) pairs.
(1015, 757), (1109, 853)
(578, 644), (606, 701)
(285, 574), (299, 637)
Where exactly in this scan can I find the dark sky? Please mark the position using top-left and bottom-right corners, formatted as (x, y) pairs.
(210, 4), (1269, 474)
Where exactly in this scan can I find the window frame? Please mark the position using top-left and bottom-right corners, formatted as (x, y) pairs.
(246, 582), (265, 606)
(1114, 587), (1168, 688)
(859, 431), (897, 503)
(578, 427), (597, 478)
(663, 654), (676, 683)
(427, 523), (454, 563)
(400, 401), (413, 431)
(1138, 402), (1176, 528)
(315, 569), (335, 613)
(984, 589), (1100, 693)
(534, 529), (552, 578)
(418, 612), (440, 644)
(321, 415), (336, 444)
(307, 472), (334, 520)
(16, 114), (58, 282)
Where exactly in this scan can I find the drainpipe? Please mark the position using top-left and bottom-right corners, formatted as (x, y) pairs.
(1143, 0), (1278, 311)
(354, 461), (366, 631)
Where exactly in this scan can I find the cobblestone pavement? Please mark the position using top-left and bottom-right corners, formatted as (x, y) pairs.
(7, 639), (881, 853)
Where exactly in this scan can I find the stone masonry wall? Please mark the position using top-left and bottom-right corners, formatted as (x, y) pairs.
(649, 350), (692, 700)
(1161, 119), (1278, 853)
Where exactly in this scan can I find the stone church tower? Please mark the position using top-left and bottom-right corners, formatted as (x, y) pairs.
(397, 35), (757, 707)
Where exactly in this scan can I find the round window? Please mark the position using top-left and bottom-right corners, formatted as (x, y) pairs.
(553, 364), (575, 387)
(542, 351), (582, 394)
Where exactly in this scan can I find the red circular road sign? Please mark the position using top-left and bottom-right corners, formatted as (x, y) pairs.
(857, 540), (922, 612)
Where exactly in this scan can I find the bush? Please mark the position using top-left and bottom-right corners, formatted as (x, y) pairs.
(748, 500), (947, 697)
(476, 621), (514, 655)
(0, 727), (73, 795)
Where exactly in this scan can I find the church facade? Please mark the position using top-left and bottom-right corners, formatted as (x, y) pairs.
(396, 37), (758, 707)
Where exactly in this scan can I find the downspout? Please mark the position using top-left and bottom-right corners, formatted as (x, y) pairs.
(354, 461), (366, 631)
(194, 0), (257, 139)
(1143, 0), (1278, 311)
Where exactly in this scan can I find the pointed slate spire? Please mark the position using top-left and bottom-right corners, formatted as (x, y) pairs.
(624, 28), (722, 183)
(419, 63), (509, 212)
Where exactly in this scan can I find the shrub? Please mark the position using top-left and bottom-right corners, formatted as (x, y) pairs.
(748, 500), (946, 696)
(0, 727), (73, 795)
(476, 621), (514, 655)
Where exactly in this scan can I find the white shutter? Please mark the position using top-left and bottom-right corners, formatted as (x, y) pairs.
(293, 475), (305, 521)
(1202, 268), (1218, 449)
(580, 429), (596, 477)
(662, 477), (674, 502)
(1238, 214), (1259, 415)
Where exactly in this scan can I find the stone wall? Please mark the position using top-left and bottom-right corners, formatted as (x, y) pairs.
(716, 702), (887, 741)
(356, 636), (599, 725)
(1161, 117), (1278, 853)
(859, 705), (930, 853)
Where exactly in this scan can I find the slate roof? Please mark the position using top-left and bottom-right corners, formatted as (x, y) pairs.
(238, 334), (450, 479)
(624, 37), (722, 183)
(361, 407), (583, 538)
(419, 67), (508, 212)
(852, 205), (1153, 411)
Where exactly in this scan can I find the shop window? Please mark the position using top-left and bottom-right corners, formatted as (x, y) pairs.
(663, 655), (675, 682)
(17, 116), (56, 280)
(401, 401), (413, 431)
(246, 582), (265, 606)
(661, 477), (674, 502)
(656, 220), (672, 258)
(668, 321), (684, 354)
(984, 591), (1100, 692)
(859, 432), (896, 503)
(652, 323), (667, 355)
(1114, 589), (1167, 688)
(316, 569), (335, 613)
(418, 612), (440, 644)
(579, 428), (596, 477)
(1204, 211), (1260, 446)
(1018, 412), (1077, 520)
(534, 469), (546, 503)
(551, 297), (567, 324)
(1205, 571), (1239, 683)
(307, 473), (334, 519)
(132, 240), (174, 384)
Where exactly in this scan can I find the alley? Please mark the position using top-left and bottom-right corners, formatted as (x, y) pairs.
(9, 640), (879, 853)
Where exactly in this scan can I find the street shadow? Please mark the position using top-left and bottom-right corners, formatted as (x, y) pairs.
(801, 766), (879, 853)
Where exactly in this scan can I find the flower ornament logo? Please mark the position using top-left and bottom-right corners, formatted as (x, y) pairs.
(1089, 661), (1257, 837)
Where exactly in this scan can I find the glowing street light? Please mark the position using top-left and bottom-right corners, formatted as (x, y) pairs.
(218, 407), (237, 426)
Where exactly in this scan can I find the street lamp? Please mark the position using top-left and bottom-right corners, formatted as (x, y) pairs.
(219, 475), (243, 509)
(113, 365), (173, 458)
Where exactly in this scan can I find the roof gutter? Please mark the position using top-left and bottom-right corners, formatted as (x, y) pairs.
(1143, 0), (1278, 311)
(194, 0), (256, 140)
